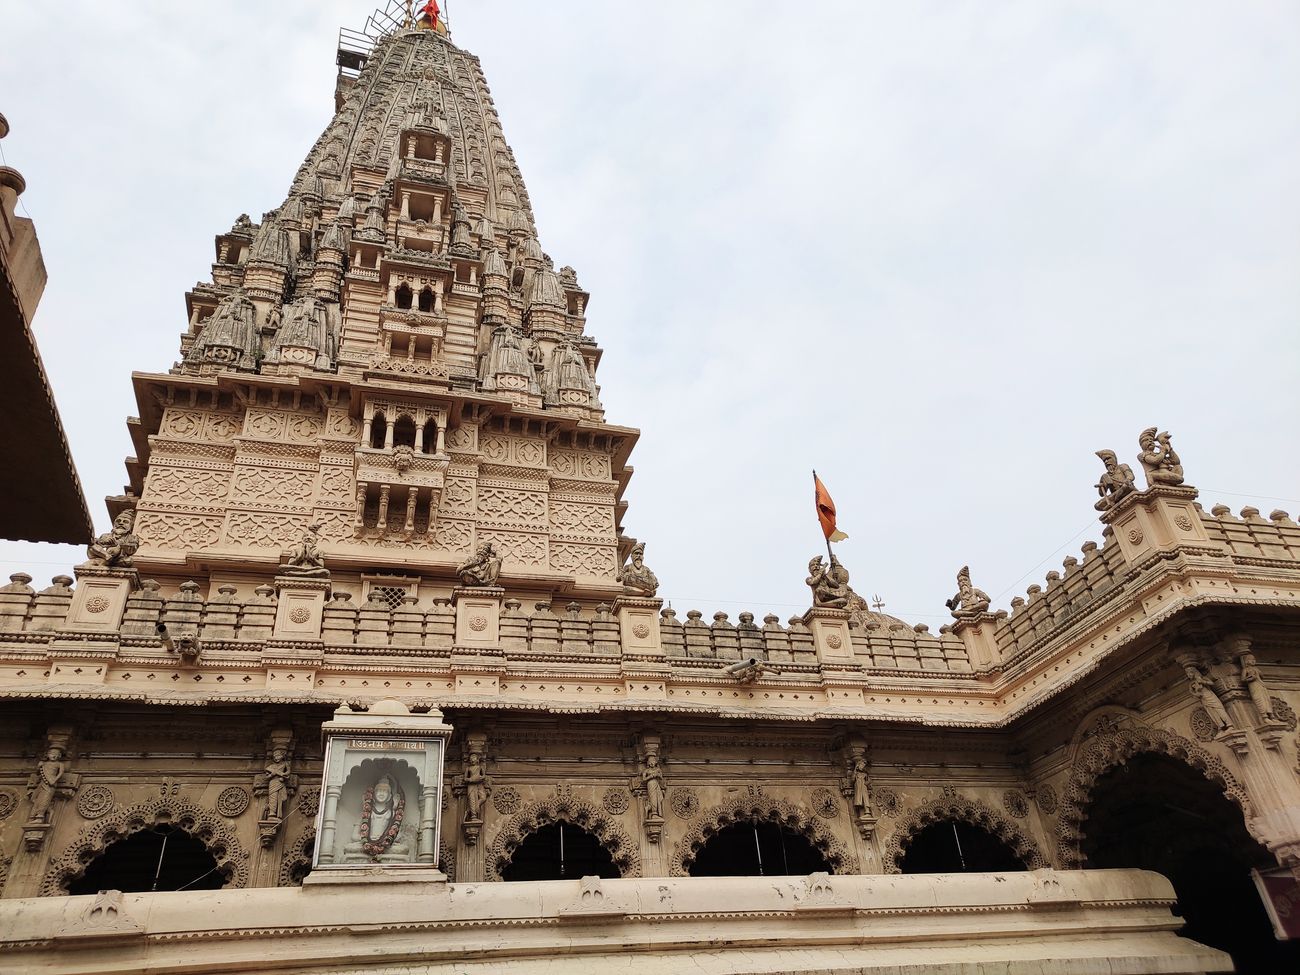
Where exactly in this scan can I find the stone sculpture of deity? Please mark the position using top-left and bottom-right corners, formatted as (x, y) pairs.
(1093, 450), (1136, 511)
(456, 543), (502, 587)
(344, 772), (410, 862)
(849, 756), (873, 818)
(263, 746), (292, 822)
(1184, 664), (1232, 734)
(640, 752), (665, 820)
(461, 752), (489, 823)
(1236, 650), (1276, 723)
(1137, 427), (1184, 488)
(26, 745), (67, 824)
(85, 511), (140, 569)
(617, 542), (659, 597)
(280, 523), (329, 578)
(945, 565), (991, 617)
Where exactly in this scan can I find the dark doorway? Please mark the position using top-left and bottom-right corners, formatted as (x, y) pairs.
(899, 820), (1028, 874)
(67, 825), (226, 895)
(688, 819), (831, 877)
(499, 821), (619, 882)
(1082, 752), (1300, 973)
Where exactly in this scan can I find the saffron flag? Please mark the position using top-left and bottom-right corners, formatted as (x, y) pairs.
(421, 0), (440, 27)
(813, 471), (849, 543)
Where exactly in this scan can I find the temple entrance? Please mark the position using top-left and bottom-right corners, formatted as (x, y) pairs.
(688, 819), (832, 877)
(898, 820), (1028, 874)
(1082, 752), (1300, 973)
(499, 821), (620, 881)
(67, 825), (226, 895)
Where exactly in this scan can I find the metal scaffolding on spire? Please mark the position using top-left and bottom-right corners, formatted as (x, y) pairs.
(337, 1), (450, 81)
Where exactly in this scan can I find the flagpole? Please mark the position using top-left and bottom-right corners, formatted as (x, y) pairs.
(813, 469), (833, 562)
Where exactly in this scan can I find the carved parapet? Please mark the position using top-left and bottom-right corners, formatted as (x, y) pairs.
(61, 566), (137, 634)
(1100, 484), (1225, 564)
(801, 606), (853, 662)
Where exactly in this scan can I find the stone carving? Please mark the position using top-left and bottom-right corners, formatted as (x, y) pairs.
(233, 467), (315, 503)
(945, 565), (990, 617)
(278, 826), (316, 887)
(456, 542), (501, 587)
(1174, 513), (1194, 531)
(217, 786), (251, 818)
(226, 512), (308, 548)
(148, 468), (230, 504)
(41, 797), (251, 895)
(25, 741), (69, 826)
(1272, 697), (1297, 732)
(617, 542), (659, 597)
(85, 596), (110, 614)
(1035, 784), (1058, 815)
(551, 543), (615, 576)
(75, 785), (114, 820)
(1189, 707), (1218, 742)
(187, 291), (260, 371)
(343, 773), (410, 862)
(262, 747), (292, 820)
(847, 757), (872, 818)
(669, 789), (698, 820)
(638, 752), (665, 821)
(1137, 427), (1184, 487)
(492, 786), (520, 815)
(601, 787), (631, 815)
(0, 789), (17, 820)
(1093, 450), (1136, 511)
(1183, 663), (1232, 735)
(874, 789), (901, 818)
(671, 793), (857, 878)
(279, 522), (329, 578)
(135, 513), (222, 550)
(1234, 647), (1276, 724)
(806, 554), (873, 627)
(1002, 789), (1029, 819)
(460, 751), (490, 823)
(85, 510), (140, 568)
(268, 296), (337, 370)
(296, 787), (321, 817)
(811, 787), (840, 819)
(58, 889), (142, 938)
(883, 794), (1047, 874)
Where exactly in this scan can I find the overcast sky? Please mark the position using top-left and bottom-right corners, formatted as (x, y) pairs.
(1, 1), (1297, 625)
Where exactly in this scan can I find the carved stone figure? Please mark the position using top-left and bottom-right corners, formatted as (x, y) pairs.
(945, 565), (990, 616)
(279, 523), (329, 578)
(1137, 427), (1184, 488)
(456, 542), (501, 587)
(187, 291), (260, 371)
(269, 296), (337, 370)
(640, 752), (665, 820)
(1184, 664), (1232, 734)
(1237, 651), (1276, 723)
(343, 773), (409, 861)
(262, 747), (291, 821)
(26, 745), (66, 824)
(617, 542), (659, 597)
(849, 757), (872, 818)
(1093, 450), (1136, 511)
(461, 752), (489, 823)
(805, 554), (873, 628)
(85, 511), (140, 569)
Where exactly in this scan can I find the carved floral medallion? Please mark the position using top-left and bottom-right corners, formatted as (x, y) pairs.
(492, 786), (521, 815)
(76, 785), (115, 820)
(216, 786), (251, 818)
(601, 787), (630, 815)
(669, 788), (698, 820)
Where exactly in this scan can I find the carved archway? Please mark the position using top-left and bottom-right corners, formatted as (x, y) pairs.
(278, 826), (316, 887)
(1056, 717), (1255, 867)
(486, 792), (640, 880)
(671, 793), (858, 878)
(41, 797), (250, 896)
(883, 793), (1048, 874)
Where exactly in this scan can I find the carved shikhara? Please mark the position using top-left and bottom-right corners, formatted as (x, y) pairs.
(41, 798), (250, 896)
(882, 794), (1048, 874)
(485, 791), (641, 880)
(1054, 720), (1254, 867)
(671, 794), (858, 877)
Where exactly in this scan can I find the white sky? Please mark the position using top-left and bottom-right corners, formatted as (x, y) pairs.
(1, 1), (1297, 626)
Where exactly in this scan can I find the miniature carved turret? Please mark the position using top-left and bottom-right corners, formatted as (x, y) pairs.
(184, 291), (259, 372)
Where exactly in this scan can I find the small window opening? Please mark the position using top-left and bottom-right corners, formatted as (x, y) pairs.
(393, 415), (417, 449)
(395, 283), (413, 310)
(370, 413), (388, 449)
(422, 419), (438, 454)
(418, 287), (435, 313)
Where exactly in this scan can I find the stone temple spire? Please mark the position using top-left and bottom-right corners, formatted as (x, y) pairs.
(128, 18), (630, 586)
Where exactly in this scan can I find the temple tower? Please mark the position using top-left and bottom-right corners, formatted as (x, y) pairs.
(128, 17), (634, 600)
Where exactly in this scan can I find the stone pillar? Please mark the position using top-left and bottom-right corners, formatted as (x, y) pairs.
(950, 612), (1002, 673)
(377, 484), (391, 530)
(271, 576), (329, 642)
(802, 606), (853, 663)
(453, 586), (503, 648)
(1102, 484), (1226, 564)
(64, 565), (138, 633)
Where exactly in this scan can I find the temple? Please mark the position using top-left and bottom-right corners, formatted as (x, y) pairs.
(0, 6), (1298, 973)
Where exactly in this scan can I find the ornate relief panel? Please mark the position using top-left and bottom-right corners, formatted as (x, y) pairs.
(478, 435), (545, 468)
(134, 512), (223, 550)
(476, 488), (546, 527)
(551, 543), (616, 577)
(224, 512), (310, 548)
(550, 449), (611, 481)
(548, 502), (614, 542)
(144, 467), (231, 507)
(478, 530), (547, 569)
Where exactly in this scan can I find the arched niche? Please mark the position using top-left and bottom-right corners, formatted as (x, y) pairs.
(486, 793), (640, 881)
(41, 798), (249, 896)
(897, 819), (1029, 874)
(370, 412), (387, 449)
(320, 756), (423, 865)
(671, 793), (857, 878)
(68, 825), (224, 895)
(882, 794), (1047, 875)
(1081, 751), (1300, 972)
(392, 415), (417, 449)
(688, 819), (832, 877)
(395, 283), (413, 310)
(499, 821), (619, 882)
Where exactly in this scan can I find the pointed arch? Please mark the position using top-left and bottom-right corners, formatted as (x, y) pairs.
(485, 792), (640, 880)
(882, 793), (1048, 874)
(671, 792), (858, 878)
(41, 797), (250, 896)
(1055, 717), (1256, 867)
